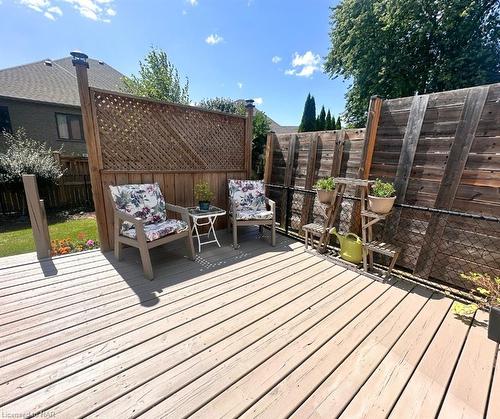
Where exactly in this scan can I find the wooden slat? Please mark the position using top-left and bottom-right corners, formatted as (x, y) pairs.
(438, 309), (497, 418)
(414, 86), (490, 278)
(359, 96), (383, 180)
(299, 133), (319, 228)
(263, 131), (275, 185)
(280, 134), (297, 227)
(486, 343), (500, 419)
(52, 264), (358, 418)
(384, 94), (429, 241)
(337, 294), (452, 419)
(246, 285), (430, 418)
(389, 308), (473, 418)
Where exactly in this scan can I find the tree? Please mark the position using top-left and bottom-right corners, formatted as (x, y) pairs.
(123, 47), (190, 104)
(325, 0), (500, 126)
(316, 106), (326, 131)
(336, 116), (342, 130)
(298, 94), (316, 132)
(325, 109), (333, 130)
(198, 97), (239, 114)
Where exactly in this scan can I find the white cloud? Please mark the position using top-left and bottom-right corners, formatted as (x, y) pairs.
(271, 56), (282, 64)
(205, 33), (223, 45)
(285, 51), (321, 78)
(18, 0), (116, 22)
(188, 0), (198, 5)
(182, 9), (187, 15)
(237, 82), (243, 89)
(254, 97), (263, 105)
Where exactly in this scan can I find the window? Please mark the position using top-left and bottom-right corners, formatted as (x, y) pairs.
(0, 106), (12, 133)
(55, 113), (84, 141)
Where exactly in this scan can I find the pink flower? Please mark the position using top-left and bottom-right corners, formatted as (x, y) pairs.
(86, 239), (95, 247)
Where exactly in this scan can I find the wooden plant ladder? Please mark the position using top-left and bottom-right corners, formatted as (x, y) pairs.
(359, 182), (401, 275)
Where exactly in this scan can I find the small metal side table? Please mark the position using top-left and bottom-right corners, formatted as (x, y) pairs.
(187, 206), (227, 252)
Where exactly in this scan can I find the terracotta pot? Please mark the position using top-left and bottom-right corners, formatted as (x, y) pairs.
(489, 306), (500, 343)
(317, 190), (335, 204)
(368, 195), (396, 214)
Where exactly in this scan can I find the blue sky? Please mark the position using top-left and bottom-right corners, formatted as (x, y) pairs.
(0, 0), (347, 125)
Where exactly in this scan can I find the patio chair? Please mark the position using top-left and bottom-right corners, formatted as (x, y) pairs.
(228, 179), (276, 248)
(108, 183), (195, 280)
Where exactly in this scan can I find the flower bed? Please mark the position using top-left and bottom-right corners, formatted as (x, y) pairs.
(51, 232), (99, 256)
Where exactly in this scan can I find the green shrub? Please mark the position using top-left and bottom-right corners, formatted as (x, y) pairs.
(313, 177), (335, 191)
(194, 181), (214, 201)
(371, 178), (396, 198)
(0, 128), (63, 185)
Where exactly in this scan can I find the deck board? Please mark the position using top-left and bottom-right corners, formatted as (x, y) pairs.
(0, 228), (497, 418)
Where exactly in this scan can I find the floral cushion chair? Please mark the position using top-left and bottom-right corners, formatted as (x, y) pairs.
(109, 183), (195, 280)
(228, 179), (276, 248)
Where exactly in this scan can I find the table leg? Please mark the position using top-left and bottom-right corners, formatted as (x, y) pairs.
(192, 221), (201, 253)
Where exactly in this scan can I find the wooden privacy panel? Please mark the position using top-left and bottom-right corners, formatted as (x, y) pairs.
(84, 88), (249, 250)
(264, 129), (365, 232)
(371, 83), (500, 286)
(92, 89), (246, 172)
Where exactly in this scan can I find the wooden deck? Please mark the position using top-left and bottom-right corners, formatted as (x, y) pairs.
(0, 228), (498, 418)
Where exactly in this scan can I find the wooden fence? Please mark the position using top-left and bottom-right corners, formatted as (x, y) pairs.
(73, 57), (253, 251)
(0, 155), (92, 214)
(264, 129), (365, 231)
(263, 83), (500, 288)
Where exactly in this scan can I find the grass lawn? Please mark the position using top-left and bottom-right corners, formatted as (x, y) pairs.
(0, 216), (98, 258)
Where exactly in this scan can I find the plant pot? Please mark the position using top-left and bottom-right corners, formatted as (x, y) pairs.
(488, 306), (500, 343)
(198, 201), (210, 211)
(368, 195), (396, 214)
(317, 190), (335, 204)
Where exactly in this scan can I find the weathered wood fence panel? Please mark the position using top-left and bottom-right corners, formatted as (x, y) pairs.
(265, 128), (366, 232)
(264, 82), (500, 289)
(371, 83), (500, 286)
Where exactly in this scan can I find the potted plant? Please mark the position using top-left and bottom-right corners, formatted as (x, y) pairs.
(194, 181), (214, 211)
(452, 272), (500, 342)
(314, 177), (336, 204)
(368, 178), (396, 214)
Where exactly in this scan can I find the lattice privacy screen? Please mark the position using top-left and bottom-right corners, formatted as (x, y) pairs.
(92, 90), (246, 171)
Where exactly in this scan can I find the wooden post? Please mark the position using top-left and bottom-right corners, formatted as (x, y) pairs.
(383, 93), (429, 241)
(22, 175), (50, 259)
(280, 134), (297, 227)
(350, 96), (383, 233)
(299, 133), (319, 229)
(414, 86), (489, 278)
(331, 129), (345, 178)
(263, 131), (275, 185)
(245, 99), (255, 178)
(359, 96), (383, 180)
(71, 51), (110, 251)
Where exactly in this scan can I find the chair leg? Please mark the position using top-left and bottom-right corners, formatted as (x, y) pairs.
(114, 240), (123, 261)
(271, 221), (276, 247)
(233, 219), (239, 249)
(138, 245), (154, 280)
(259, 225), (263, 234)
(185, 233), (195, 260)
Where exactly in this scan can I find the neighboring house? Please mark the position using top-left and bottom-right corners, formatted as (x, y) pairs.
(0, 57), (126, 155)
(267, 116), (298, 134)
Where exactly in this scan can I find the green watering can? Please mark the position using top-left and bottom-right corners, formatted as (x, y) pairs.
(329, 227), (363, 264)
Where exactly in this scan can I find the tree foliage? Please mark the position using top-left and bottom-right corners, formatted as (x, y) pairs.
(316, 106), (327, 131)
(325, 110), (333, 130)
(298, 93), (317, 132)
(326, 0), (500, 125)
(0, 128), (63, 185)
(123, 47), (190, 104)
(336, 116), (342, 130)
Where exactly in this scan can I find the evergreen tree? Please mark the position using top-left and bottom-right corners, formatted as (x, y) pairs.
(325, 109), (332, 130)
(317, 106), (326, 131)
(336, 116), (342, 130)
(298, 94), (316, 132)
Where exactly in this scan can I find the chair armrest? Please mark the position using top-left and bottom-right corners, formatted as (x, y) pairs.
(165, 203), (191, 226)
(114, 210), (147, 227)
(265, 197), (276, 213)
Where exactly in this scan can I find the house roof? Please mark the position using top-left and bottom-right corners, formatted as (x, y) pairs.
(0, 57), (126, 107)
(268, 117), (299, 134)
